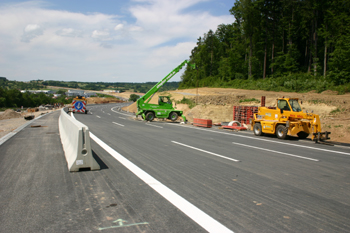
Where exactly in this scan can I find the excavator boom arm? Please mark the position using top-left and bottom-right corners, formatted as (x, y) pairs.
(137, 60), (194, 105)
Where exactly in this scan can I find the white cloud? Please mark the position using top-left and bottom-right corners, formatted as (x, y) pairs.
(92, 30), (111, 40)
(0, 0), (234, 82)
(129, 0), (233, 47)
(56, 28), (82, 37)
(146, 42), (196, 67)
(129, 26), (143, 32)
(21, 24), (43, 42)
(114, 24), (123, 30)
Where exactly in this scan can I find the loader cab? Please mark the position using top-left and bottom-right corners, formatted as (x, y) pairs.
(277, 98), (302, 113)
(289, 99), (302, 112)
(277, 99), (291, 112)
(158, 96), (172, 107)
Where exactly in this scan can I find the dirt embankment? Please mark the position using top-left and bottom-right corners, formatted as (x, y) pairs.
(122, 87), (350, 143)
(0, 109), (56, 138)
(86, 97), (123, 104)
(0, 109), (22, 120)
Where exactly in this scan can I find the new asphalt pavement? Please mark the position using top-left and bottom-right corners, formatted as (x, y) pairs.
(1, 103), (350, 233)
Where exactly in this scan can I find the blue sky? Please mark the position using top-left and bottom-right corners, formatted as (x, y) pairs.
(0, 0), (235, 83)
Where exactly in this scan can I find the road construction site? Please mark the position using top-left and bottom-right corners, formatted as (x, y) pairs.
(2, 103), (350, 232)
(119, 87), (350, 144)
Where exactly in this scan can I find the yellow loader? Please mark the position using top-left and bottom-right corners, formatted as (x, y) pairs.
(251, 97), (330, 142)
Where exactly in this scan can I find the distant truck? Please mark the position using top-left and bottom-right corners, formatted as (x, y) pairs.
(251, 97), (330, 142)
(70, 96), (87, 114)
(136, 60), (195, 122)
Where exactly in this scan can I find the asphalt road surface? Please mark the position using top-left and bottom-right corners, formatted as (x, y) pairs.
(75, 103), (350, 232)
(1, 103), (349, 233)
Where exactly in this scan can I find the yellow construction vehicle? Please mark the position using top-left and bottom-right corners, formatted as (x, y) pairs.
(251, 97), (330, 142)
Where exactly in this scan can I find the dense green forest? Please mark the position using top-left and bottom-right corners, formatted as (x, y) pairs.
(180, 0), (350, 93)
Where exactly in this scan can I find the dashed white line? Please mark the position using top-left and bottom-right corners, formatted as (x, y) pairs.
(119, 117), (126, 119)
(90, 133), (234, 233)
(172, 141), (240, 162)
(107, 113), (111, 115)
(168, 124), (350, 156)
(145, 123), (163, 128)
(96, 116), (101, 118)
(112, 122), (124, 127)
(232, 142), (319, 161)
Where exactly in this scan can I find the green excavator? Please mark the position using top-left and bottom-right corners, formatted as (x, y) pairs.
(136, 60), (195, 122)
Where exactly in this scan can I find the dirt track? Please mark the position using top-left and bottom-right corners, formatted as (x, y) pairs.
(121, 87), (350, 144)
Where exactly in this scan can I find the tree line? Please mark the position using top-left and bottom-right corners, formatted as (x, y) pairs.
(0, 87), (71, 109)
(42, 80), (180, 93)
(1, 78), (180, 95)
(180, 0), (350, 93)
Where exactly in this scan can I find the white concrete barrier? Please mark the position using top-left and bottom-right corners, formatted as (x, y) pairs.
(58, 108), (100, 171)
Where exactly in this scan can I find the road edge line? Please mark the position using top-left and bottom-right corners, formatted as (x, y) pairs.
(90, 132), (234, 233)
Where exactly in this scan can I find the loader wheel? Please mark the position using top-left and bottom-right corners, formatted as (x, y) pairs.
(276, 125), (288, 139)
(297, 131), (309, 139)
(253, 123), (263, 136)
(169, 112), (178, 121)
(145, 112), (155, 121)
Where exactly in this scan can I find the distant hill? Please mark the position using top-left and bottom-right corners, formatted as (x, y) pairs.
(0, 79), (180, 93)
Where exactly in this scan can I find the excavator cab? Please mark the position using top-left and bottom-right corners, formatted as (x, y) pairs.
(158, 96), (172, 106)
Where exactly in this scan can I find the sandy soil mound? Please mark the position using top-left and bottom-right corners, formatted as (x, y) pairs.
(124, 102), (137, 113)
(187, 94), (248, 106)
(176, 104), (234, 123)
(0, 109), (22, 120)
(87, 97), (123, 104)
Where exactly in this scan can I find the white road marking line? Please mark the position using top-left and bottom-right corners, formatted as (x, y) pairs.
(232, 142), (319, 162)
(107, 113), (111, 115)
(111, 107), (134, 117)
(172, 141), (240, 162)
(90, 133), (234, 233)
(145, 123), (163, 128)
(168, 124), (350, 156)
(96, 116), (101, 118)
(119, 117), (126, 119)
(112, 122), (124, 127)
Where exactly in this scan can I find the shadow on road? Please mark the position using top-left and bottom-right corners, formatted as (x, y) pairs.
(92, 150), (109, 170)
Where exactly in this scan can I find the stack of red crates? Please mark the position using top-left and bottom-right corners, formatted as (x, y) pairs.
(193, 118), (212, 128)
(233, 106), (259, 124)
